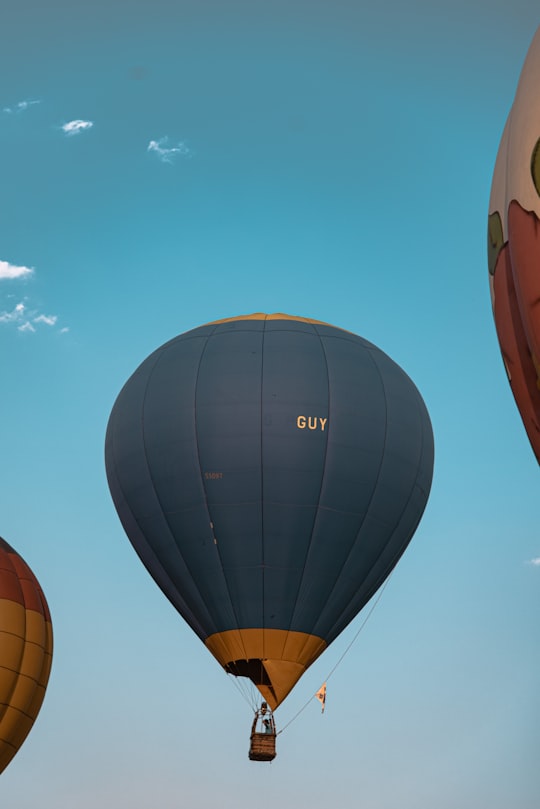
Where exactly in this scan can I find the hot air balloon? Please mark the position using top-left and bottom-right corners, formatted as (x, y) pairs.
(488, 26), (540, 462)
(105, 313), (433, 760)
(0, 537), (53, 774)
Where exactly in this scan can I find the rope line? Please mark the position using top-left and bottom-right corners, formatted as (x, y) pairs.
(227, 670), (259, 711)
(277, 574), (392, 736)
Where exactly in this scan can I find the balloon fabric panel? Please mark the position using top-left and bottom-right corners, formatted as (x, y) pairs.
(492, 234), (540, 460)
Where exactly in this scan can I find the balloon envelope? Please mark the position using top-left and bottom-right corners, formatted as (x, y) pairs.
(0, 537), (53, 773)
(488, 26), (540, 462)
(105, 313), (433, 708)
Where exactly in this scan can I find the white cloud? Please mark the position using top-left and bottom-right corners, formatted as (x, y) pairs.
(0, 260), (65, 333)
(0, 302), (26, 323)
(33, 314), (57, 326)
(528, 557), (540, 566)
(0, 300), (63, 333)
(3, 99), (40, 114)
(62, 119), (94, 136)
(147, 137), (191, 163)
(60, 327), (70, 334)
(0, 260), (34, 280)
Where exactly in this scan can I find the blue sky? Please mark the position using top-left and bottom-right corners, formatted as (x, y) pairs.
(1, 2), (540, 806)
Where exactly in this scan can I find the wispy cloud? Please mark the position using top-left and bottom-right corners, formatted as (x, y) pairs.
(0, 301), (64, 334)
(3, 99), (40, 114)
(147, 137), (191, 163)
(33, 314), (57, 326)
(0, 262), (66, 334)
(62, 119), (94, 136)
(528, 557), (540, 566)
(0, 260), (34, 280)
(0, 302), (26, 323)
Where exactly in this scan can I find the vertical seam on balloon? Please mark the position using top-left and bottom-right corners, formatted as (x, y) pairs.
(322, 366), (430, 643)
(194, 327), (249, 661)
(0, 556), (46, 770)
(136, 345), (221, 636)
(107, 338), (245, 648)
(503, 114), (511, 238)
(506, 204), (540, 403)
(112, 348), (212, 635)
(311, 345), (392, 638)
(261, 318), (267, 661)
(307, 344), (390, 643)
(0, 553), (27, 730)
(285, 323), (331, 663)
(324, 468), (425, 640)
(34, 584), (53, 693)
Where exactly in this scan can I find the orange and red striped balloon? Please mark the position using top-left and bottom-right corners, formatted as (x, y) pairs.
(0, 537), (53, 774)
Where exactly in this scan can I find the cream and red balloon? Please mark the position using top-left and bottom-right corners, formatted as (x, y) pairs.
(489, 27), (540, 461)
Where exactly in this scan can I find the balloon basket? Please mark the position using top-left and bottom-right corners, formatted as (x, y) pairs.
(249, 704), (277, 761)
(249, 731), (277, 762)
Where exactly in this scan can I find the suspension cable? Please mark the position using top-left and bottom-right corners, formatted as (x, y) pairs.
(277, 575), (392, 735)
(227, 669), (259, 711)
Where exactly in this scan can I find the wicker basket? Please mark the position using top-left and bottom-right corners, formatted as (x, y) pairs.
(249, 731), (276, 762)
